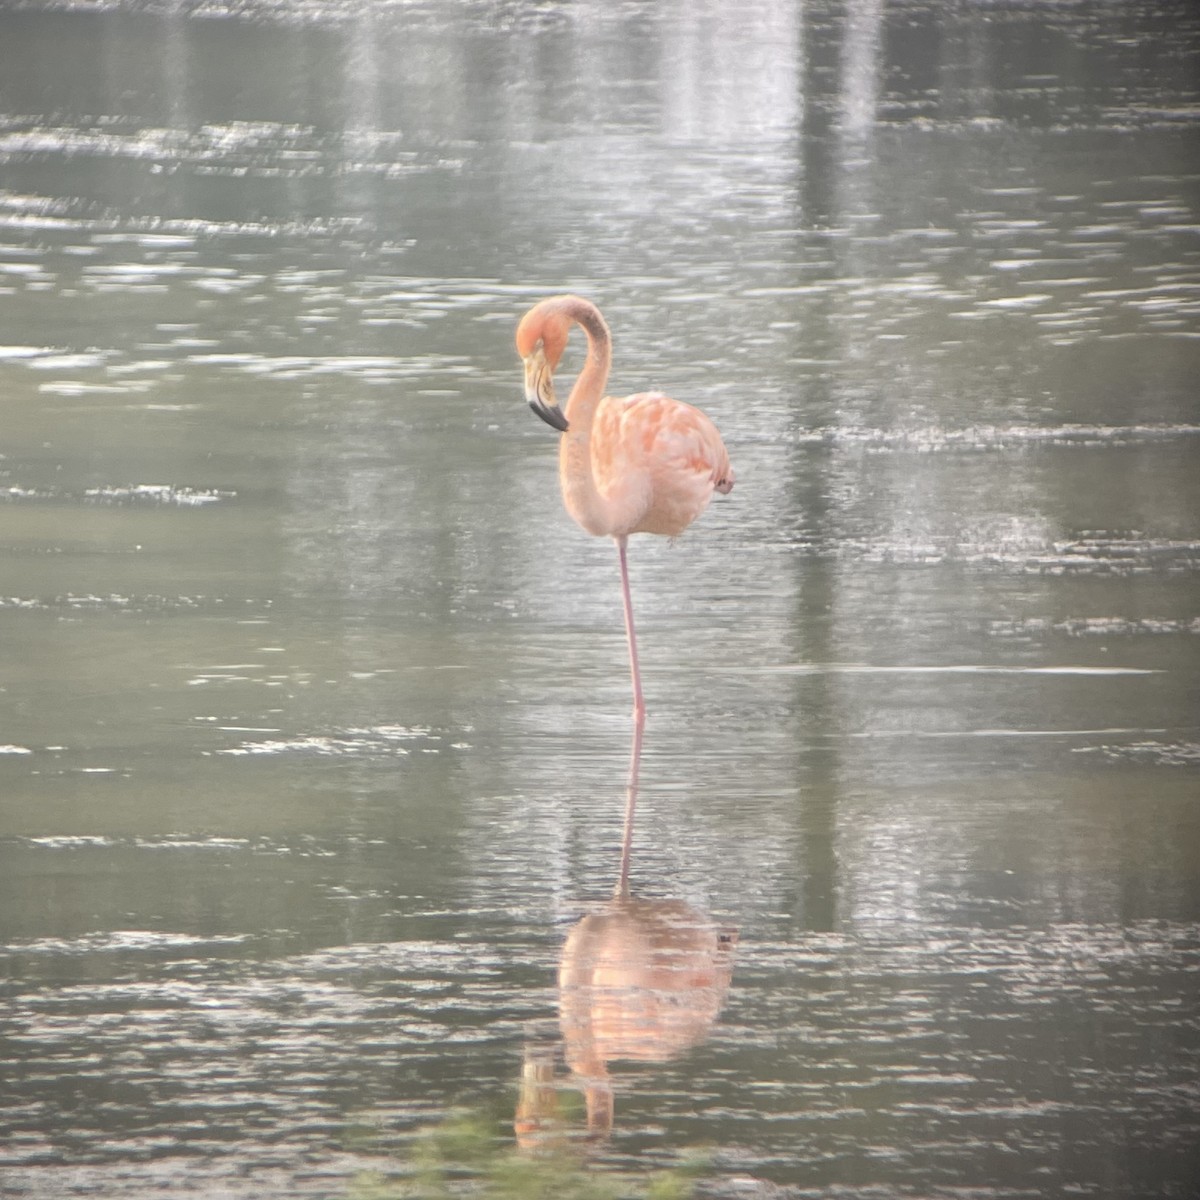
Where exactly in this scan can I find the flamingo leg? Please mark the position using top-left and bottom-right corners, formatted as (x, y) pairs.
(615, 535), (646, 727)
(614, 716), (644, 900)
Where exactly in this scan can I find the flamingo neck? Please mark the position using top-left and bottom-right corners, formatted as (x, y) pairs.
(558, 303), (624, 536)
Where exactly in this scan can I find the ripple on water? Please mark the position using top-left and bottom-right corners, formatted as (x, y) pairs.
(0, 595), (259, 616)
(10, 930), (254, 956)
(835, 531), (1200, 574)
(789, 422), (1200, 452)
(1, 914), (1194, 1191)
(7, 833), (347, 859)
(1081, 740), (1200, 768)
(214, 726), (457, 758)
(990, 616), (1200, 639)
(2, 484), (234, 506)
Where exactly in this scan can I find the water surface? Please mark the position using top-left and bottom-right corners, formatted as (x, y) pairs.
(1, 2), (1198, 1197)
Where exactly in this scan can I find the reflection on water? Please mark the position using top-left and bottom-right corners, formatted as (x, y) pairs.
(516, 896), (736, 1149)
(1, 0), (1199, 1197)
(556, 896), (737, 1142)
(517, 727), (737, 1146)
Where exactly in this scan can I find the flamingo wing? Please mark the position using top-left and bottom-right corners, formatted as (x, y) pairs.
(593, 392), (733, 537)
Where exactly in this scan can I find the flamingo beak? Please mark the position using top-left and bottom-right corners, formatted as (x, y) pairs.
(523, 344), (569, 433)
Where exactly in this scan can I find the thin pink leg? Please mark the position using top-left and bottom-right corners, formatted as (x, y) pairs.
(615, 536), (646, 726)
(614, 716), (644, 900)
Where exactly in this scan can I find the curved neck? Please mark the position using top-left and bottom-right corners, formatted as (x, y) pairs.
(557, 301), (624, 536)
(560, 298), (611, 428)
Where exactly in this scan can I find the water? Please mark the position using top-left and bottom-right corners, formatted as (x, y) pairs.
(1, 1), (1198, 1196)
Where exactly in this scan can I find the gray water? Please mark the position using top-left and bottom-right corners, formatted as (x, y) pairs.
(1, 1), (1199, 1197)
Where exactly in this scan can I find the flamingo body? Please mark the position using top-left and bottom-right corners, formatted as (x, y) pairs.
(517, 295), (733, 723)
(591, 391), (733, 537)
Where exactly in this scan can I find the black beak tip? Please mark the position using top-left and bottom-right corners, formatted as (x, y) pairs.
(529, 399), (569, 433)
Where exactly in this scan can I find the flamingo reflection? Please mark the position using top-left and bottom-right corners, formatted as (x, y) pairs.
(516, 725), (737, 1145)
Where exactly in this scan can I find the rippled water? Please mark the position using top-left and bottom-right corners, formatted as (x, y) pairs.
(1, 1), (1198, 1197)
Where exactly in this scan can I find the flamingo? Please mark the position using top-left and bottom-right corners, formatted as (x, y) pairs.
(516, 295), (734, 724)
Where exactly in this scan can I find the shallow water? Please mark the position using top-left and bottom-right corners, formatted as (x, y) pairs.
(1, 1), (1198, 1197)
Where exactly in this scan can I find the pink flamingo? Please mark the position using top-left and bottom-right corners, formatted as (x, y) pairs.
(516, 295), (734, 724)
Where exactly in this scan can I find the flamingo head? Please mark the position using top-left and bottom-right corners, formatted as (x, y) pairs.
(516, 303), (571, 433)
